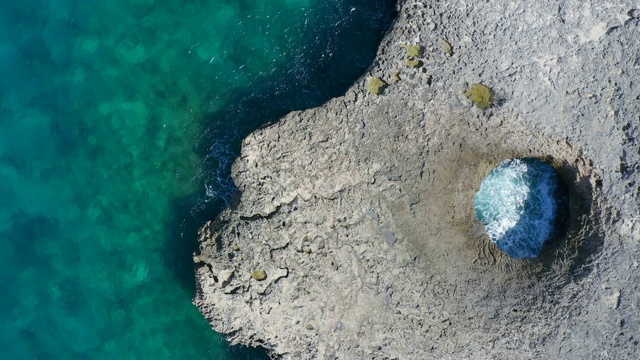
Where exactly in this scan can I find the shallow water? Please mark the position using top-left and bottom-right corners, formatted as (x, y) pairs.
(0, 0), (395, 358)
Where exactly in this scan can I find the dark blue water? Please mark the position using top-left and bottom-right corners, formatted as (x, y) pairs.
(0, 0), (395, 358)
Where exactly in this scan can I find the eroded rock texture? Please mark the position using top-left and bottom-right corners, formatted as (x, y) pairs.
(195, 1), (640, 358)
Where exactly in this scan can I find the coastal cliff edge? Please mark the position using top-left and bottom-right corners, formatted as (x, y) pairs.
(194, 1), (640, 358)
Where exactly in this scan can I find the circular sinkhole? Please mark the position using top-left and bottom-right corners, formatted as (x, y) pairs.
(474, 158), (570, 259)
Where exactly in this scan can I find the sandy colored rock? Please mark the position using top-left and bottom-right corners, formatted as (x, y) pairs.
(195, 1), (640, 359)
(440, 38), (453, 55)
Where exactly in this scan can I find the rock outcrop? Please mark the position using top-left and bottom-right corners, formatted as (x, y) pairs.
(194, 1), (640, 358)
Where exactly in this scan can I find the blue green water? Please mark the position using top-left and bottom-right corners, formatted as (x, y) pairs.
(0, 1), (394, 358)
(474, 158), (564, 259)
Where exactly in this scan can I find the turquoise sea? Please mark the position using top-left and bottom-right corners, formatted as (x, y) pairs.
(0, 0), (394, 358)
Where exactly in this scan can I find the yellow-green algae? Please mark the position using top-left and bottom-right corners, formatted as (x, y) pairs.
(401, 44), (423, 57)
(465, 83), (495, 110)
(393, 70), (401, 83)
(406, 59), (423, 68)
(367, 77), (387, 95)
(252, 270), (267, 281)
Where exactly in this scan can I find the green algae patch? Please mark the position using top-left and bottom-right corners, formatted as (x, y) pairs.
(401, 44), (423, 57)
(406, 59), (423, 68)
(367, 77), (387, 95)
(393, 70), (401, 83)
(465, 83), (494, 110)
(252, 270), (267, 281)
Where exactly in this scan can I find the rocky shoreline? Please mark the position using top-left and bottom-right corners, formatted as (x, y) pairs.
(194, 1), (640, 358)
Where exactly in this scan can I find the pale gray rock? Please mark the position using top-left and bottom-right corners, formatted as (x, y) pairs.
(194, 1), (640, 358)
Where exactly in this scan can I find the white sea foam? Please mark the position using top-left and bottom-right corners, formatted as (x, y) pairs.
(474, 159), (559, 258)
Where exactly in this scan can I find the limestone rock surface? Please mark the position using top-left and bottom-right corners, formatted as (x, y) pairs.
(194, 1), (640, 358)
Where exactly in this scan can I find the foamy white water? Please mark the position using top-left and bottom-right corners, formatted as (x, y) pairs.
(474, 158), (560, 258)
